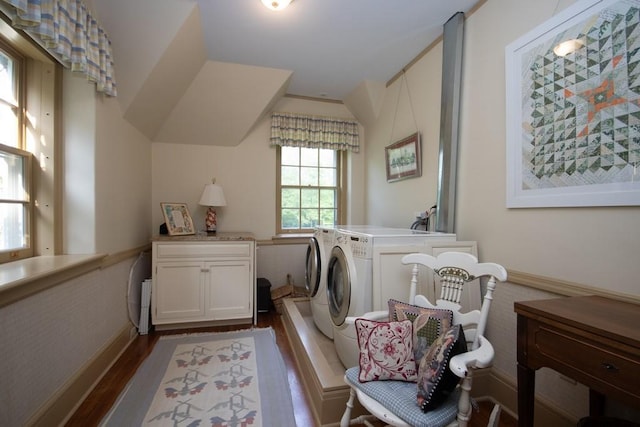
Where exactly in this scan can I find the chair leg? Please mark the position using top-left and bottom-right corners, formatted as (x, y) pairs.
(456, 376), (473, 427)
(340, 387), (357, 427)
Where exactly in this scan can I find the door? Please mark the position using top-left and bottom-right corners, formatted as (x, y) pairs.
(327, 245), (351, 326)
(305, 237), (321, 297)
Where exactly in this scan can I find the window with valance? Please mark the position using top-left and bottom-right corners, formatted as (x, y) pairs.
(269, 112), (360, 152)
(0, 0), (117, 96)
(270, 112), (359, 233)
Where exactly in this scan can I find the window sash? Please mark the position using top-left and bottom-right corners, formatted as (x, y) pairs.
(0, 143), (33, 261)
(0, 40), (33, 262)
(276, 146), (342, 234)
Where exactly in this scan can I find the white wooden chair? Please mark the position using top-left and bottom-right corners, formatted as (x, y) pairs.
(340, 251), (507, 427)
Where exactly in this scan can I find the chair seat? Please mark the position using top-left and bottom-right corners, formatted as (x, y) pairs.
(345, 366), (459, 427)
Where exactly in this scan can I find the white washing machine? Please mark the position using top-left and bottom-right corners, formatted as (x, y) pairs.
(327, 226), (456, 368)
(304, 226), (335, 338)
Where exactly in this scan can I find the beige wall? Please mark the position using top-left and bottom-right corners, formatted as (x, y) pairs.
(362, 0), (640, 421)
(151, 96), (365, 240)
(63, 70), (153, 255)
(95, 94), (152, 254)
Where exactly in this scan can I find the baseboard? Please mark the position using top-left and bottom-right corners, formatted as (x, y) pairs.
(25, 324), (134, 427)
(475, 369), (579, 427)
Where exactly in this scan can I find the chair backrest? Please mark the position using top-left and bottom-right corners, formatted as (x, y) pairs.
(402, 251), (507, 350)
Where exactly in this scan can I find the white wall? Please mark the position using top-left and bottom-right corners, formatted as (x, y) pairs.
(63, 71), (153, 255)
(0, 260), (133, 426)
(95, 94), (152, 254)
(151, 96), (365, 239)
(364, 44), (444, 228)
(362, 0), (640, 420)
(63, 72), (97, 254)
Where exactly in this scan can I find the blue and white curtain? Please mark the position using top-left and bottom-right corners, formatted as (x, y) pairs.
(270, 112), (360, 152)
(0, 0), (117, 96)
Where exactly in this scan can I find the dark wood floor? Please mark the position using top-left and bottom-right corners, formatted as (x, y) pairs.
(66, 311), (517, 427)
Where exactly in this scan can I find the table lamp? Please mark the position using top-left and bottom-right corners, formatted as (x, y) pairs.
(198, 179), (227, 232)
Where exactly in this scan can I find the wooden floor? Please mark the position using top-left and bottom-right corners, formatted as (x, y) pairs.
(67, 311), (517, 427)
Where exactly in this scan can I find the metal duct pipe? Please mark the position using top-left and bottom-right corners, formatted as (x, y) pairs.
(435, 12), (464, 233)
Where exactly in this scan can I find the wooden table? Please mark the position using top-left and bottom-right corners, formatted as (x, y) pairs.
(515, 295), (640, 427)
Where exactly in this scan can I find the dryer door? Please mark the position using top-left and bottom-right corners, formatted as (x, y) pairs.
(327, 245), (351, 326)
(305, 237), (321, 297)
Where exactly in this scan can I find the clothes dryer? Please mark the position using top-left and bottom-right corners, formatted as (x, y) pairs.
(327, 226), (456, 368)
(304, 226), (335, 338)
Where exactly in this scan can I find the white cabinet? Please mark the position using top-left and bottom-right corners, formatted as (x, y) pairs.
(372, 240), (480, 311)
(152, 234), (255, 328)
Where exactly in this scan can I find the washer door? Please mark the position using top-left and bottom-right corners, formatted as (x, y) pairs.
(327, 246), (351, 326)
(305, 237), (321, 297)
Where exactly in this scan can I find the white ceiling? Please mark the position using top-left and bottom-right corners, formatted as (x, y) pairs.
(92, 0), (480, 145)
(195, 0), (479, 100)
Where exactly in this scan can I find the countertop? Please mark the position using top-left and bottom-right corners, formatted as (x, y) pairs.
(152, 232), (255, 242)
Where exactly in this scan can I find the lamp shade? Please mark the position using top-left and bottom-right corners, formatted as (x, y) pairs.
(199, 183), (227, 207)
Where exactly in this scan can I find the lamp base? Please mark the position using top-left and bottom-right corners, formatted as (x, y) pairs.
(205, 207), (218, 232)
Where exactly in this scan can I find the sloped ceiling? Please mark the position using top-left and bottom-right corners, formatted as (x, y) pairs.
(93, 0), (479, 146)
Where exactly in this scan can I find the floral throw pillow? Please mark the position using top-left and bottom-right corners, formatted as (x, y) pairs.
(355, 318), (418, 382)
(416, 324), (467, 412)
(388, 299), (454, 361)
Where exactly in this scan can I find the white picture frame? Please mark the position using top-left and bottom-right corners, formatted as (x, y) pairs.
(505, 0), (640, 208)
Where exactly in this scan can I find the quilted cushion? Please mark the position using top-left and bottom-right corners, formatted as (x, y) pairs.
(388, 299), (453, 361)
(345, 366), (459, 427)
(417, 324), (467, 412)
(355, 318), (417, 382)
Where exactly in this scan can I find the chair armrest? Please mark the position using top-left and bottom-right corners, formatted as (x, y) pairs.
(448, 335), (494, 377)
(344, 310), (389, 325)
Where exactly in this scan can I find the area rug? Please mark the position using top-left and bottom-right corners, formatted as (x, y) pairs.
(100, 327), (296, 427)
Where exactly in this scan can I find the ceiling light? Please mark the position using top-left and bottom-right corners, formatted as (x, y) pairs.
(553, 39), (584, 57)
(261, 0), (293, 11)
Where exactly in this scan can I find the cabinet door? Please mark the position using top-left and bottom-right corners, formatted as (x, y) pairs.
(205, 260), (252, 319)
(372, 245), (431, 309)
(154, 262), (205, 322)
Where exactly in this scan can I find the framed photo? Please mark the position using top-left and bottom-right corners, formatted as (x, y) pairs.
(160, 203), (195, 235)
(385, 132), (421, 182)
(505, 0), (640, 207)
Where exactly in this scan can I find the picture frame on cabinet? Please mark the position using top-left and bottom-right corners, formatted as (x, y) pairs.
(385, 132), (421, 182)
(160, 202), (196, 235)
(505, 0), (640, 208)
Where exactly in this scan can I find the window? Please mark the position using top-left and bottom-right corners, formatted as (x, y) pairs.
(0, 41), (33, 262)
(0, 31), (58, 264)
(277, 146), (341, 233)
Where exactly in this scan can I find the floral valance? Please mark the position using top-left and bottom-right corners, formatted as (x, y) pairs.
(269, 112), (360, 152)
(0, 0), (117, 96)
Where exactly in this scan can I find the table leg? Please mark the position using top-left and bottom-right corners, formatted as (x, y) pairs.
(517, 363), (535, 427)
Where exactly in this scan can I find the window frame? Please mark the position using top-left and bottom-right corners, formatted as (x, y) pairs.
(276, 145), (345, 234)
(0, 38), (34, 262)
(0, 25), (60, 263)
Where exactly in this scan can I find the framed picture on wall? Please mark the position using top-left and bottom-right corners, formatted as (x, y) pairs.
(385, 132), (421, 182)
(505, 0), (640, 207)
(160, 203), (196, 235)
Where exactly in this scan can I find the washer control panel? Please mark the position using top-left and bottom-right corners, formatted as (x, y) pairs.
(336, 232), (373, 259)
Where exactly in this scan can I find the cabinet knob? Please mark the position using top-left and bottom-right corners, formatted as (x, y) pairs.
(601, 362), (619, 372)
(201, 268), (210, 273)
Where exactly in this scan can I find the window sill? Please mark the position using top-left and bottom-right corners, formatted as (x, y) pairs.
(257, 234), (312, 245)
(0, 254), (106, 308)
